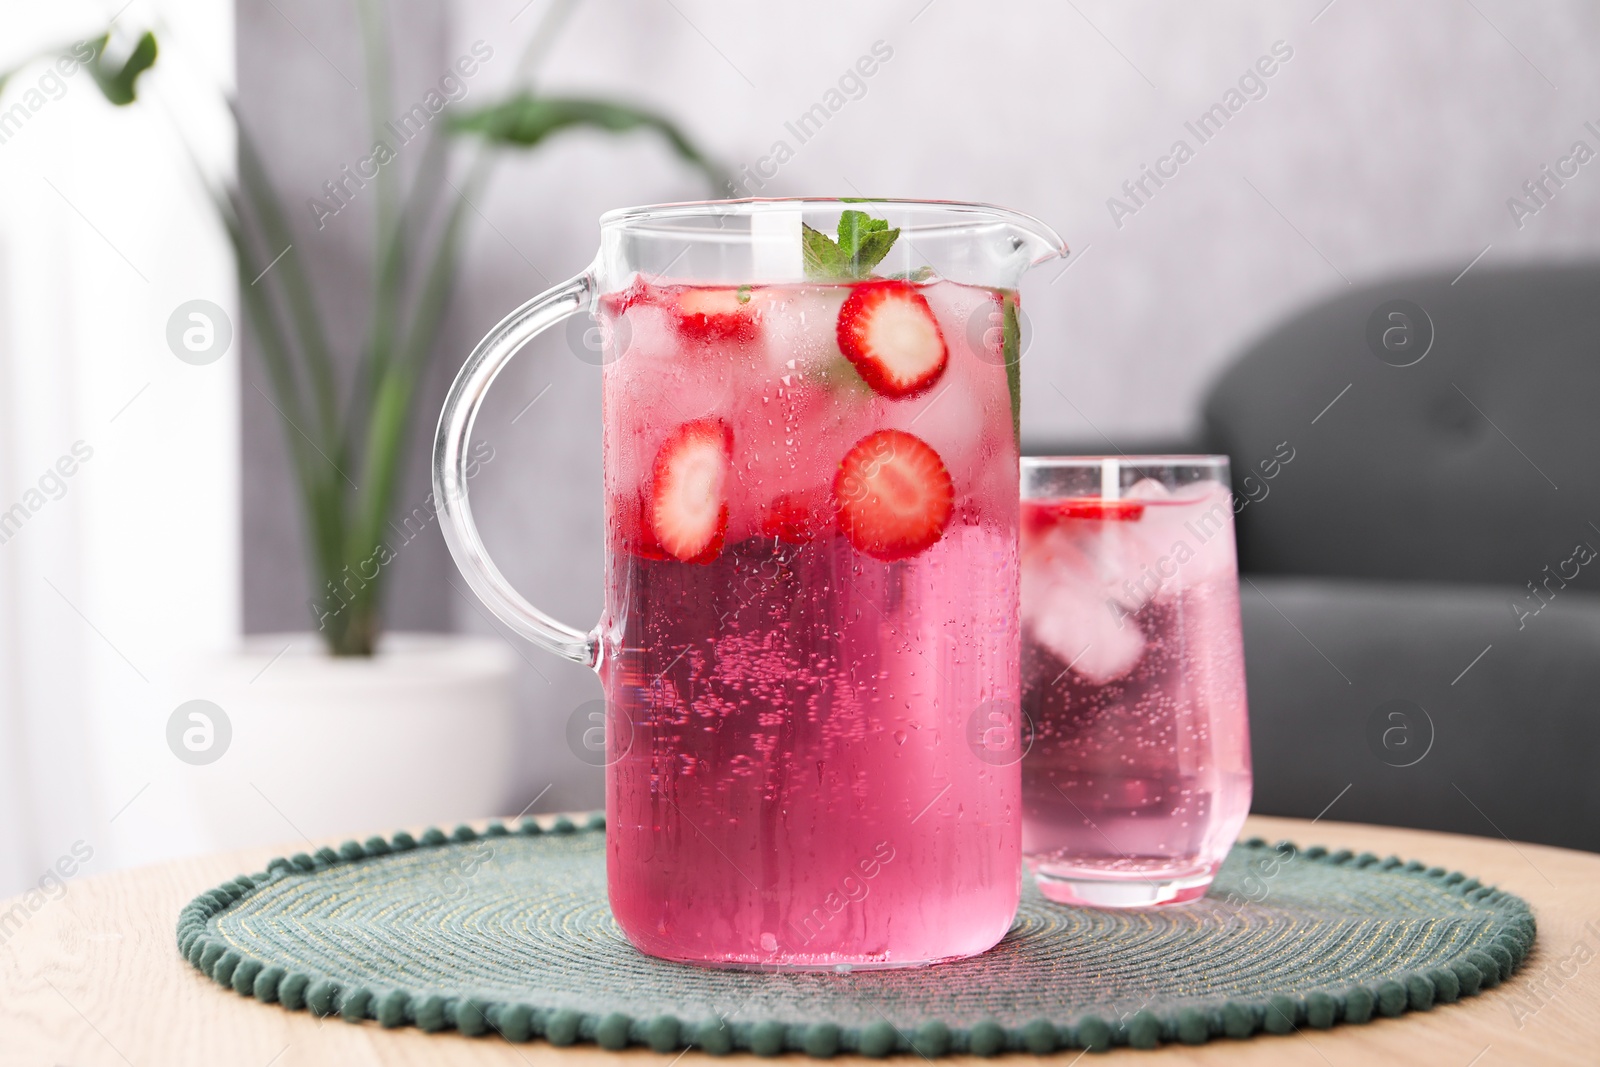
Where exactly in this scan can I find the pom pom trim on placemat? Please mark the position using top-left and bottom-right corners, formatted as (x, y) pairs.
(176, 819), (1535, 1056)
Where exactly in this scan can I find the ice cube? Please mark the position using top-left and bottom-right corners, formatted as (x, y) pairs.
(1022, 532), (1146, 685)
(1162, 484), (1238, 591)
(754, 284), (849, 379)
(882, 372), (986, 485)
(880, 281), (1015, 493)
(1108, 484), (1238, 604)
(1125, 477), (1170, 500)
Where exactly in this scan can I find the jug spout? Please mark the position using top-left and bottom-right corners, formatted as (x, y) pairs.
(906, 200), (1066, 290)
(981, 205), (1069, 289)
(998, 207), (1070, 270)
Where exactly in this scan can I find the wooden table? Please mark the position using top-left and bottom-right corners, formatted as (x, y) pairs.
(4, 815), (1597, 1065)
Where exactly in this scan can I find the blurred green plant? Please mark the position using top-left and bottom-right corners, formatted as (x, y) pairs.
(2, 4), (720, 656)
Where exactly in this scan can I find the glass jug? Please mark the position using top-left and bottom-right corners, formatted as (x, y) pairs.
(435, 198), (1066, 968)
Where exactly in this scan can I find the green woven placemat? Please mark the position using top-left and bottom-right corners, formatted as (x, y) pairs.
(177, 815), (1534, 1055)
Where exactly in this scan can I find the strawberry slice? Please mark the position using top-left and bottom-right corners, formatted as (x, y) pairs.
(613, 490), (668, 561)
(675, 286), (760, 344)
(835, 280), (949, 398)
(760, 488), (831, 545)
(833, 429), (954, 561)
(649, 419), (732, 563)
(598, 277), (653, 318)
(1023, 497), (1146, 535)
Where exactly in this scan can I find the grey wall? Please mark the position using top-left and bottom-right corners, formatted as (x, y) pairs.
(243, 0), (1600, 815)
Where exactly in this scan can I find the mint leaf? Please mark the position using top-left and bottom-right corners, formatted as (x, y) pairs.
(804, 211), (900, 280)
(837, 209), (887, 255)
(850, 226), (899, 275)
(802, 222), (851, 278)
(819, 355), (873, 398)
(1002, 295), (1023, 448)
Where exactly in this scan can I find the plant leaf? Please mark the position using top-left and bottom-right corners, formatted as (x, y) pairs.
(233, 113), (342, 448)
(449, 93), (723, 188)
(87, 32), (158, 106)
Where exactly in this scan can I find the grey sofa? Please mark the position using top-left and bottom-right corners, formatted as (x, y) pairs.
(1034, 262), (1600, 853)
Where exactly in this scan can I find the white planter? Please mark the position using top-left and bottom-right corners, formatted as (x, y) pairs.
(176, 633), (517, 852)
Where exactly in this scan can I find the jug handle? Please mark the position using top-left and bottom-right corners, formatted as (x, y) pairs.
(433, 271), (600, 668)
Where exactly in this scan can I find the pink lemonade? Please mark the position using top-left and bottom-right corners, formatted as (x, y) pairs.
(1019, 474), (1252, 907)
(598, 275), (1023, 967)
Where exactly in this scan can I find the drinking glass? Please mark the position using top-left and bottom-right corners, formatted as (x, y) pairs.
(1019, 456), (1252, 906)
(435, 199), (1067, 966)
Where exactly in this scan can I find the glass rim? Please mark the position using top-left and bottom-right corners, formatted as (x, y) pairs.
(597, 197), (1068, 264)
(1022, 454), (1230, 469)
